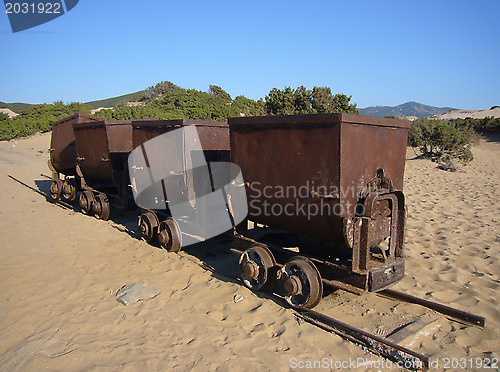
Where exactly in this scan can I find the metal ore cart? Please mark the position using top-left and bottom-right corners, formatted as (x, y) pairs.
(48, 113), (100, 201)
(228, 113), (411, 308)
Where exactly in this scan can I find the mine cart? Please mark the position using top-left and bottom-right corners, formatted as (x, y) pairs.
(131, 120), (231, 252)
(228, 113), (411, 308)
(72, 119), (167, 219)
(72, 119), (229, 225)
(48, 113), (100, 201)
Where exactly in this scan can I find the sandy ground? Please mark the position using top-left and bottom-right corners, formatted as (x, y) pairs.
(0, 132), (499, 371)
(0, 109), (18, 118)
(430, 107), (500, 120)
(90, 107), (113, 115)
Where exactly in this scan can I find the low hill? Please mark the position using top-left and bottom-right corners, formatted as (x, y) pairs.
(0, 101), (34, 113)
(84, 91), (145, 109)
(360, 101), (456, 118)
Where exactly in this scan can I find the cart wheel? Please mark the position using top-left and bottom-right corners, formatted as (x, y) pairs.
(62, 179), (78, 201)
(239, 245), (277, 291)
(139, 212), (159, 243)
(93, 193), (110, 220)
(279, 256), (323, 309)
(158, 218), (182, 253)
(50, 179), (63, 201)
(79, 190), (94, 215)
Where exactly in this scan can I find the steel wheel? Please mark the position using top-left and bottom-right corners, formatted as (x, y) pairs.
(158, 218), (182, 253)
(62, 179), (78, 201)
(239, 245), (277, 291)
(93, 193), (110, 220)
(279, 256), (323, 309)
(139, 212), (159, 243)
(50, 179), (63, 201)
(79, 190), (95, 215)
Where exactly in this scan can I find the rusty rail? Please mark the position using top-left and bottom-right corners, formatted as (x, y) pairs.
(293, 306), (429, 370)
(230, 247), (430, 368)
(378, 289), (485, 327)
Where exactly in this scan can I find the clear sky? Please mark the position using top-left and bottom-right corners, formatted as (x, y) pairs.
(0, 0), (498, 109)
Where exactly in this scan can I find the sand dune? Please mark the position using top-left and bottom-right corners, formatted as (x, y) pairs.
(431, 107), (500, 120)
(0, 108), (18, 118)
(0, 132), (498, 371)
(90, 107), (113, 114)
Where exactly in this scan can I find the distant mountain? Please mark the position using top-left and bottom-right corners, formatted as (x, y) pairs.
(0, 101), (34, 113)
(360, 101), (456, 118)
(84, 91), (144, 109)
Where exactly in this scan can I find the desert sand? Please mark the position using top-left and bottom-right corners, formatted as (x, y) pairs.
(0, 132), (499, 371)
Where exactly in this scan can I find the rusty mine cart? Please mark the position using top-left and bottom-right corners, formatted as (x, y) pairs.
(229, 113), (410, 309)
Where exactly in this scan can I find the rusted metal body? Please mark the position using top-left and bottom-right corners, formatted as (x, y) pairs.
(73, 120), (133, 184)
(72, 118), (229, 214)
(134, 120), (231, 247)
(131, 119), (229, 152)
(49, 113), (101, 176)
(229, 113), (411, 295)
(48, 113), (101, 201)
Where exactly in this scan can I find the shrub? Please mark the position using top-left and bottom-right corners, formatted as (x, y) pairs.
(409, 118), (478, 164)
(0, 102), (92, 141)
(264, 86), (359, 115)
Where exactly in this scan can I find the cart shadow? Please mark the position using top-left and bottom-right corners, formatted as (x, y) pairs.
(35, 178), (52, 195)
(482, 132), (500, 143)
(34, 178), (141, 239)
(178, 234), (339, 306)
(34, 177), (337, 306)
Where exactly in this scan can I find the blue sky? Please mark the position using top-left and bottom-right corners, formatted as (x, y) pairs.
(0, 0), (498, 109)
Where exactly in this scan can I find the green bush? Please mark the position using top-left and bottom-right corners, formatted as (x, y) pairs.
(409, 118), (478, 163)
(0, 102), (91, 141)
(0, 82), (263, 140)
(264, 86), (359, 115)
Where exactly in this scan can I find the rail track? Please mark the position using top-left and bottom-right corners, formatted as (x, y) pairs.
(228, 246), (485, 371)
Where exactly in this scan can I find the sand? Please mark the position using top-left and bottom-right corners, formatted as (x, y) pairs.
(0, 109), (18, 118)
(0, 132), (499, 371)
(90, 107), (113, 114)
(430, 107), (500, 120)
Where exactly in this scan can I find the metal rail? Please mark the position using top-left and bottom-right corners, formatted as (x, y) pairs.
(378, 288), (485, 328)
(293, 306), (429, 370)
(229, 249), (431, 369)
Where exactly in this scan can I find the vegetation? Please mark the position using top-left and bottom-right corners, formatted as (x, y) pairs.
(0, 81), (394, 142)
(449, 116), (500, 133)
(0, 101), (34, 113)
(92, 105), (180, 121)
(0, 112), (9, 122)
(2, 80), (499, 171)
(407, 115), (500, 166)
(0, 102), (91, 141)
(96, 82), (263, 121)
(85, 91), (144, 109)
(408, 118), (479, 164)
(264, 86), (359, 115)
